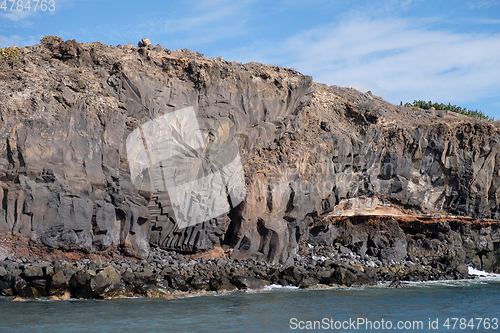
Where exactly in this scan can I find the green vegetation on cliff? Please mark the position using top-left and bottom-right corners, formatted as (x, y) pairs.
(40, 35), (59, 43)
(403, 100), (491, 120)
(0, 46), (20, 60)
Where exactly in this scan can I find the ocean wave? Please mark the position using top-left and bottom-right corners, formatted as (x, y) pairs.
(467, 267), (500, 279)
(262, 284), (299, 291)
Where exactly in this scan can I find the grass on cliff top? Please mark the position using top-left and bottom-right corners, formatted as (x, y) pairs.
(403, 100), (492, 120)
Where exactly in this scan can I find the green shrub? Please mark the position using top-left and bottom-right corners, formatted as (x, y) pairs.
(404, 100), (491, 120)
(0, 46), (20, 60)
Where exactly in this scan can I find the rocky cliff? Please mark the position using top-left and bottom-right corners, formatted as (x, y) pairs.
(1, 37), (500, 270)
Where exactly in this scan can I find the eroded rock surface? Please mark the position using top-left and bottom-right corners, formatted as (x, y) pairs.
(1, 38), (500, 268)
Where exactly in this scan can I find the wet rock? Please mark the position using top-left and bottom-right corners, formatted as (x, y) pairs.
(455, 264), (469, 279)
(69, 270), (96, 299)
(352, 272), (376, 286)
(166, 274), (189, 291)
(210, 276), (237, 291)
(389, 279), (403, 288)
(47, 271), (69, 296)
(331, 268), (357, 286)
(231, 276), (266, 290)
(142, 285), (171, 298)
(3, 274), (28, 294)
(0, 281), (12, 296)
(30, 279), (48, 296)
(18, 286), (41, 298)
(299, 276), (319, 289)
(90, 266), (122, 298)
(189, 276), (210, 290)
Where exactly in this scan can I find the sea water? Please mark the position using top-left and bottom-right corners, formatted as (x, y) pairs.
(1, 272), (499, 332)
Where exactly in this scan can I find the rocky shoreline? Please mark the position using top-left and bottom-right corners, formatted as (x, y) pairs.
(2, 211), (499, 301)
(0, 243), (474, 301)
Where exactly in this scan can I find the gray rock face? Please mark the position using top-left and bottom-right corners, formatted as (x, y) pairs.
(1, 38), (500, 265)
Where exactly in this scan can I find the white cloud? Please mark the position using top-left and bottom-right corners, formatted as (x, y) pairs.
(470, 18), (500, 24)
(468, 0), (500, 9)
(224, 16), (500, 111)
(0, 8), (32, 22)
(133, 0), (256, 47)
(0, 34), (39, 47)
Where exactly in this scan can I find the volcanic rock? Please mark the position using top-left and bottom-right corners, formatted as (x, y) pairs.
(0, 37), (500, 271)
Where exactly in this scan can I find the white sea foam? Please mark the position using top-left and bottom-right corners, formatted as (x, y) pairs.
(402, 279), (482, 288)
(392, 267), (500, 289)
(467, 266), (500, 278)
(263, 284), (300, 291)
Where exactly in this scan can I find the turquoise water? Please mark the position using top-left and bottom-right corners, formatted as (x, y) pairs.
(1, 279), (499, 332)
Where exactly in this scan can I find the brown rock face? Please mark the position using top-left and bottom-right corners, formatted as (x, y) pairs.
(1, 38), (500, 265)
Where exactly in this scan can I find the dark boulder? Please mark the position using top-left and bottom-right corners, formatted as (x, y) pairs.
(166, 274), (189, 291)
(30, 279), (49, 297)
(18, 286), (42, 298)
(47, 271), (69, 296)
(2, 274), (28, 294)
(189, 276), (210, 290)
(279, 266), (302, 285)
(210, 276), (237, 291)
(231, 276), (267, 290)
(90, 266), (123, 298)
(0, 279), (13, 296)
(331, 268), (357, 286)
(69, 270), (96, 299)
(299, 276), (320, 289)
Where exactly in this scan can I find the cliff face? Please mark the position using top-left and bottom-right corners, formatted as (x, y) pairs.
(1, 38), (500, 268)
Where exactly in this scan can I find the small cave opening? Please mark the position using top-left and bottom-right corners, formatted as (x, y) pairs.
(223, 200), (245, 248)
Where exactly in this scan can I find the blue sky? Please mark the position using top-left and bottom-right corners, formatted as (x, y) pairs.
(1, 0), (500, 118)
